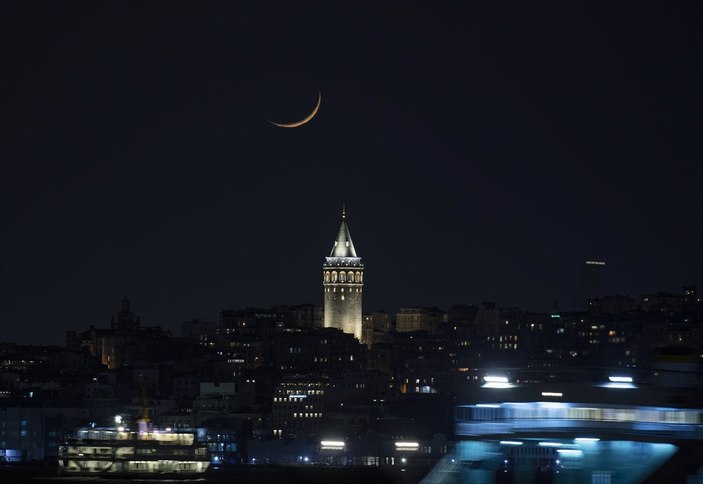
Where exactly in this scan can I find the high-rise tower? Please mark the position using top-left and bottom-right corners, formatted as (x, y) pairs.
(583, 259), (606, 309)
(323, 207), (363, 340)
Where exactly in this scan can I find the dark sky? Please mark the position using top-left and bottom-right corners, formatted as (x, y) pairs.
(1, 1), (701, 345)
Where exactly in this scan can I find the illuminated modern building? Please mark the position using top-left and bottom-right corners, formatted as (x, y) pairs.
(323, 208), (364, 341)
(271, 376), (330, 437)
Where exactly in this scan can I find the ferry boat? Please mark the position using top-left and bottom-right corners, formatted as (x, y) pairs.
(58, 424), (210, 477)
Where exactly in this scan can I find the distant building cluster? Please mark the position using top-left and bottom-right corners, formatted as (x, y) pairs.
(0, 212), (701, 469)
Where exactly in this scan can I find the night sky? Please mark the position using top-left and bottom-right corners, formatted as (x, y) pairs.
(1, 1), (701, 345)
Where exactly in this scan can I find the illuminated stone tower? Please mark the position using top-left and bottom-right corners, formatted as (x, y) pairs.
(323, 207), (363, 340)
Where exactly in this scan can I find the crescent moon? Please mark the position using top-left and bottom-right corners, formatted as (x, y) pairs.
(268, 91), (321, 128)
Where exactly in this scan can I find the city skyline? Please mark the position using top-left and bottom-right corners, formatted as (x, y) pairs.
(1, 1), (701, 345)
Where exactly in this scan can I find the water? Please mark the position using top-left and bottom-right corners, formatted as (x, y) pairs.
(0, 464), (429, 484)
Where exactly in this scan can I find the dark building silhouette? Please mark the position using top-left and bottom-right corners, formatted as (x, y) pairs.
(67, 296), (170, 369)
(111, 296), (140, 331)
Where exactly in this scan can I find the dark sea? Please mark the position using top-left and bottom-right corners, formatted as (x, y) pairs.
(0, 465), (430, 484)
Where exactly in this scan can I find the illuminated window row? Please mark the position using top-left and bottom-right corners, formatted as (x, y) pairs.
(324, 271), (363, 283)
(459, 404), (700, 425)
(280, 382), (326, 387)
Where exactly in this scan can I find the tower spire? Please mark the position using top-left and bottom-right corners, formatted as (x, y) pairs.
(330, 206), (357, 258)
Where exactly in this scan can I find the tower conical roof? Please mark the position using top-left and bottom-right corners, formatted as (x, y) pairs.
(330, 207), (357, 257)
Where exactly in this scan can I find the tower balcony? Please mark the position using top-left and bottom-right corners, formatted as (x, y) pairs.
(324, 257), (363, 268)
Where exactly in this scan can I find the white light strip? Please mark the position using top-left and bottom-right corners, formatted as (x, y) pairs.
(557, 449), (583, 456)
(484, 376), (509, 383)
(395, 442), (419, 448)
(541, 392), (563, 397)
(608, 376), (633, 383)
(538, 442), (563, 447)
(481, 382), (513, 389)
(602, 382), (636, 389)
(476, 404), (501, 408)
(499, 441), (523, 446)
(575, 437), (600, 442)
(320, 441), (345, 447)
